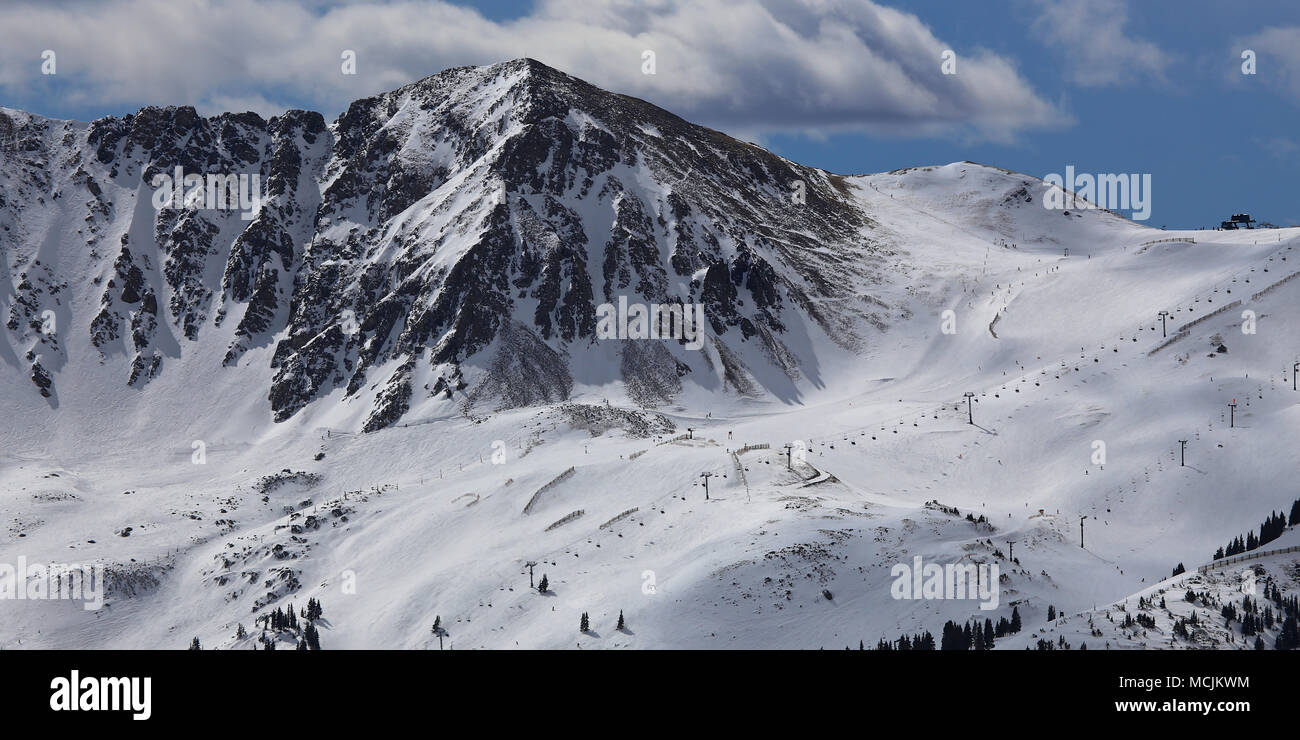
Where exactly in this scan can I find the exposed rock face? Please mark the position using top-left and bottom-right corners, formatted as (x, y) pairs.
(0, 59), (896, 430)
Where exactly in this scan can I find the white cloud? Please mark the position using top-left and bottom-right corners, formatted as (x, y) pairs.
(1030, 0), (1172, 87)
(0, 0), (1066, 140)
(1255, 136), (1299, 160)
(1236, 27), (1300, 101)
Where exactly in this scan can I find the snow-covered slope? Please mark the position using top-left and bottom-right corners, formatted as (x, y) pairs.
(3, 61), (1299, 650)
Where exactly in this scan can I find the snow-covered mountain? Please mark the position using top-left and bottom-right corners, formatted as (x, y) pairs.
(2, 58), (903, 440)
(3, 60), (1299, 650)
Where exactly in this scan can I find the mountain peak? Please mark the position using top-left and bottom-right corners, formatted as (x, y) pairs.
(390, 57), (575, 103)
(2, 56), (904, 435)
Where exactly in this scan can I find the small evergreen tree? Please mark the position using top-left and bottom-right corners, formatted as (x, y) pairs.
(304, 622), (322, 650)
(1277, 615), (1300, 651)
(940, 621), (968, 650)
(616, 610), (625, 631)
(580, 611), (590, 633)
(235, 623), (246, 640)
(538, 574), (549, 593)
(189, 636), (201, 650)
(1047, 605), (1056, 621)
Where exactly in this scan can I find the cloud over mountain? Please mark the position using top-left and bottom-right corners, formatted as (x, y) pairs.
(0, 0), (1065, 140)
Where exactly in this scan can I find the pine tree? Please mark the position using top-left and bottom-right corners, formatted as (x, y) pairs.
(1277, 615), (1299, 651)
(1047, 605), (1056, 621)
(304, 622), (322, 650)
(432, 615), (442, 635)
(236, 623), (246, 640)
(1171, 563), (1185, 576)
(1011, 606), (1022, 633)
(189, 636), (201, 650)
(941, 621), (973, 650)
(940, 621), (960, 650)
(538, 574), (549, 594)
(616, 610), (625, 631)
(580, 611), (590, 633)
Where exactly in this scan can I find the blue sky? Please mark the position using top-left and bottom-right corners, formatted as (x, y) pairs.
(760, 0), (1300, 230)
(2, 0), (1298, 228)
